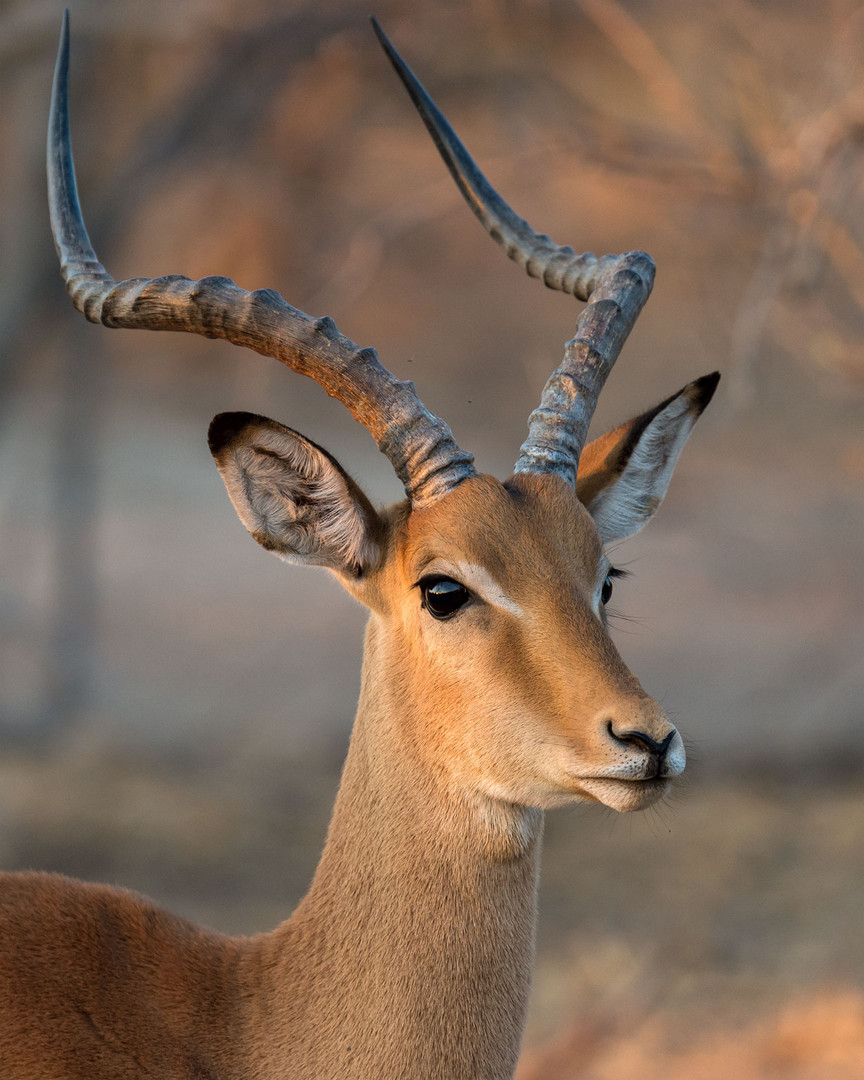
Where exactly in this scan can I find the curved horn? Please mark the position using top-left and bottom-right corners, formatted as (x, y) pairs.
(373, 18), (655, 487)
(48, 11), (475, 507)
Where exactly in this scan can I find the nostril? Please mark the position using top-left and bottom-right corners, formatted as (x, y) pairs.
(607, 722), (675, 758)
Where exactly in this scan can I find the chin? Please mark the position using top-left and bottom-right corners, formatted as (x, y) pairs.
(576, 776), (673, 813)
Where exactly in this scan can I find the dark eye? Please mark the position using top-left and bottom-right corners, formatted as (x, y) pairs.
(600, 566), (628, 606)
(420, 577), (471, 620)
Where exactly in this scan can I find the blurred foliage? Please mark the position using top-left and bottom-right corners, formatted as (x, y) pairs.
(1, 0), (864, 1073)
(1, 0), (862, 743)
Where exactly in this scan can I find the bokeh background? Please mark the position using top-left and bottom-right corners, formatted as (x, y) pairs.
(2, 0), (864, 1075)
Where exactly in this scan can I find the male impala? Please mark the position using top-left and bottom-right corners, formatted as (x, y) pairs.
(0, 14), (717, 1080)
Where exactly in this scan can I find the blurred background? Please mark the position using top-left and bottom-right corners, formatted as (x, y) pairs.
(2, 0), (864, 1075)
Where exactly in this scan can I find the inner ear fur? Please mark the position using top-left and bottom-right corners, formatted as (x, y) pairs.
(208, 412), (383, 576)
(576, 372), (719, 543)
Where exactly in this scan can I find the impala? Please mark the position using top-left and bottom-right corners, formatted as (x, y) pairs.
(0, 14), (718, 1080)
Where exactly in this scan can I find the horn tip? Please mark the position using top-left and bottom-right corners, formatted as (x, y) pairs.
(369, 15), (387, 46)
(58, 9), (70, 57)
(369, 15), (403, 70)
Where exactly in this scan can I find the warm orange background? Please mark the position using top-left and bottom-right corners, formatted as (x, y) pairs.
(2, 1), (864, 1075)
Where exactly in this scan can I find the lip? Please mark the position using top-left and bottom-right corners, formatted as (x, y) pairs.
(575, 775), (672, 812)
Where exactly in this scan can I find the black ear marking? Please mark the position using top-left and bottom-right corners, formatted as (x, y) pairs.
(576, 372), (719, 543)
(207, 412), (261, 457)
(614, 372), (720, 473)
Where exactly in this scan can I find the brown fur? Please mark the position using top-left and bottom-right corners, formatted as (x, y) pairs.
(0, 454), (700, 1079)
(36, 19), (718, 1073)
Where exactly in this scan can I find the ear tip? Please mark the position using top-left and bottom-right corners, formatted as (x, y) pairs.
(690, 371), (721, 410)
(208, 411), (258, 456)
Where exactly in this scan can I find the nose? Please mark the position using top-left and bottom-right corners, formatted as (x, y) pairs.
(598, 696), (685, 778)
(608, 723), (675, 759)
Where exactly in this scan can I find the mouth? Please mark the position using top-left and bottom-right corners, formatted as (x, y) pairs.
(576, 775), (672, 812)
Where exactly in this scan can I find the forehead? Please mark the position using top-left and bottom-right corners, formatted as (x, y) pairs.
(399, 472), (604, 586)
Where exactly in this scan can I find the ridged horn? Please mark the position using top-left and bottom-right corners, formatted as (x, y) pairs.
(48, 10), (476, 507)
(373, 17), (655, 485)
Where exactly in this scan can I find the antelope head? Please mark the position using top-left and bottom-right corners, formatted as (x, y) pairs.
(49, 15), (717, 816)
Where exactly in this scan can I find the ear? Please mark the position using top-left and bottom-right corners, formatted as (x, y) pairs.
(576, 372), (719, 544)
(208, 412), (383, 577)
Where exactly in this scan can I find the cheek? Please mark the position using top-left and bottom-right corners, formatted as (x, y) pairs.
(416, 616), (567, 793)
(417, 608), (521, 687)
(412, 605), (494, 673)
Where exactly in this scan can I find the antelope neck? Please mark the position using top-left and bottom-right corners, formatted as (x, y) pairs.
(242, 620), (544, 1080)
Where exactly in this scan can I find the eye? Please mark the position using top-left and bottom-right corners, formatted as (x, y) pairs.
(419, 576), (471, 620)
(600, 565), (628, 607)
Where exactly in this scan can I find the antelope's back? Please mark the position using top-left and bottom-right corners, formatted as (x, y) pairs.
(0, 872), (245, 1079)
